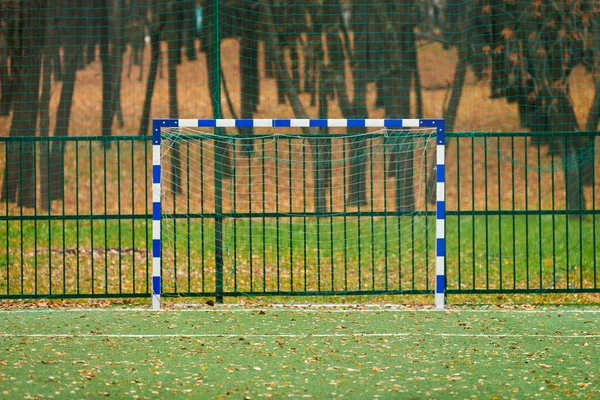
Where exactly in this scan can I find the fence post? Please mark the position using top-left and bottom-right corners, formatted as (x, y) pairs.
(212, 0), (224, 304)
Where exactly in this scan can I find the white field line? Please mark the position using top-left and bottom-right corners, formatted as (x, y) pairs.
(0, 332), (599, 339)
(2, 307), (600, 314)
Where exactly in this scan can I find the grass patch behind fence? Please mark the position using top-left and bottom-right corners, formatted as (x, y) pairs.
(1, 214), (599, 298)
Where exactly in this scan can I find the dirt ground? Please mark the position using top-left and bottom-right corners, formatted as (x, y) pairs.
(0, 38), (598, 212)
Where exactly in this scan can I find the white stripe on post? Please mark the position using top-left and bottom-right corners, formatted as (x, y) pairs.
(290, 119), (310, 127)
(365, 119), (385, 127)
(253, 119), (273, 127)
(327, 119), (348, 127)
(403, 119), (420, 127)
(216, 119), (236, 127)
(178, 119), (198, 127)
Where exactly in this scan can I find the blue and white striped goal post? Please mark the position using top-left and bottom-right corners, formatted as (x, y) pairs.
(151, 118), (446, 310)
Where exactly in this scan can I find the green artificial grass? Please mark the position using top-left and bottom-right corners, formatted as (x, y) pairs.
(1, 308), (598, 398)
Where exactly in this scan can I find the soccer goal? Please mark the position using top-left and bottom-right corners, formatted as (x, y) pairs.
(151, 119), (445, 310)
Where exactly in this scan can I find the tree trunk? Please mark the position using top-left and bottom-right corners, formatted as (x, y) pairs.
(304, 4), (323, 107)
(84, 0), (98, 64)
(39, 40), (53, 210)
(0, 19), (12, 116)
(138, 3), (167, 136)
(376, 0), (415, 212)
(262, 0), (323, 214)
(98, 0), (112, 138)
(183, 0), (197, 61)
(48, 1), (85, 201)
(410, 29), (423, 118)
(138, 32), (161, 136)
(347, 0), (370, 207)
(47, 4), (63, 81)
(315, 66), (332, 214)
(202, 0), (231, 176)
(111, 0), (127, 130)
(1, 0), (46, 208)
(581, 75), (599, 187)
(262, 1), (314, 128)
(167, 1), (181, 195)
(240, 0), (259, 153)
(425, 45), (468, 205)
(581, 17), (600, 188)
(552, 90), (584, 213)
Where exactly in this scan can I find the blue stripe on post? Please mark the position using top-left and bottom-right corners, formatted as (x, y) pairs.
(437, 132), (445, 144)
(384, 119), (403, 128)
(152, 202), (161, 221)
(273, 119), (291, 127)
(152, 276), (161, 295)
(309, 119), (328, 127)
(436, 275), (445, 294)
(197, 119), (217, 127)
(152, 121), (162, 145)
(235, 119), (254, 127)
(436, 238), (445, 257)
(436, 164), (445, 183)
(347, 119), (366, 127)
(152, 239), (161, 258)
(436, 201), (445, 219)
(153, 165), (161, 184)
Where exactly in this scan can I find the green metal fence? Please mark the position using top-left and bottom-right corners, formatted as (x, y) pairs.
(1, 131), (598, 299)
(0, 136), (152, 298)
(446, 132), (599, 294)
(0, 0), (600, 300)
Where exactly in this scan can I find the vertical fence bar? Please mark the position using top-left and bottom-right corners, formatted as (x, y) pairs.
(231, 137), (236, 293)
(3, 141), (7, 295)
(186, 139), (191, 293)
(103, 140), (108, 294)
(213, 0), (224, 304)
(131, 141), (136, 294)
(261, 137), (266, 292)
(456, 137), (462, 290)
(117, 140), (123, 294)
(484, 137), (489, 289)
(524, 137), (530, 290)
(497, 137), (503, 290)
(144, 139), (150, 295)
(89, 141), (94, 294)
(288, 138), (293, 291)
(275, 138), (281, 292)
(201, 137), (207, 293)
(19, 141), (23, 295)
(471, 137), (476, 289)
(61, 143), (66, 295)
(76, 140), (81, 294)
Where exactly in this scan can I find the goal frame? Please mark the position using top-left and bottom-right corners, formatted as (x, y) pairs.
(151, 118), (445, 310)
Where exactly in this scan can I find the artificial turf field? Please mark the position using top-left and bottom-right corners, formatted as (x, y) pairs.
(0, 306), (599, 398)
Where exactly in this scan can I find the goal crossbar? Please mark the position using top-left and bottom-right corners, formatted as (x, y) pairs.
(151, 118), (445, 310)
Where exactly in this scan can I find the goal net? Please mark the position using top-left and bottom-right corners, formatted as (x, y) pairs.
(151, 119), (445, 309)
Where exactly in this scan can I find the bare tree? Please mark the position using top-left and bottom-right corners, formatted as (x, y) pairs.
(47, 0), (85, 201)
(374, 0), (418, 212)
(239, 0), (260, 153)
(0, 8), (13, 116)
(1, 0), (46, 207)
